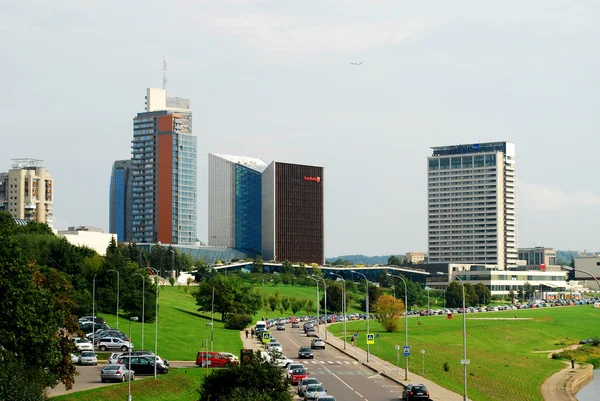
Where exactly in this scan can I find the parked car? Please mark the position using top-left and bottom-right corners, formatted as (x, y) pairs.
(311, 338), (325, 350)
(78, 351), (98, 366)
(290, 368), (309, 385)
(271, 352), (293, 367)
(108, 352), (123, 364)
(74, 338), (93, 351)
(80, 322), (110, 335)
(117, 356), (168, 374)
(298, 346), (314, 359)
(70, 353), (79, 364)
(292, 322), (300, 328)
(304, 383), (326, 401)
(219, 352), (239, 363)
(101, 364), (135, 382)
(78, 316), (105, 324)
(402, 384), (430, 401)
(267, 341), (283, 353)
(285, 363), (305, 379)
(96, 337), (133, 352)
(306, 329), (318, 337)
(315, 397), (336, 401)
(195, 352), (235, 368)
(277, 323), (286, 331)
(298, 377), (320, 397)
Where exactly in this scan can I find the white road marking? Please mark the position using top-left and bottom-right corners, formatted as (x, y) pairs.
(368, 374), (379, 379)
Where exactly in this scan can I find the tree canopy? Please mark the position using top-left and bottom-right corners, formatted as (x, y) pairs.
(373, 294), (405, 332)
(193, 274), (262, 321)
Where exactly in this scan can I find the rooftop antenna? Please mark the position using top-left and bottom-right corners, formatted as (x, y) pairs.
(162, 56), (168, 91)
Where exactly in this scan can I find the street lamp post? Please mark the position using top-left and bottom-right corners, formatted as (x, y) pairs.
(149, 267), (159, 379)
(314, 276), (327, 339)
(438, 271), (468, 401)
(331, 273), (346, 349)
(92, 274), (97, 347)
(169, 249), (175, 280)
(561, 265), (600, 298)
(128, 316), (139, 401)
(307, 276), (320, 332)
(387, 273), (409, 380)
(426, 287), (431, 316)
(205, 323), (212, 377)
(107, 270), (120, 330)
(351, 270), (370, 362)
(132, 273), (145, 350)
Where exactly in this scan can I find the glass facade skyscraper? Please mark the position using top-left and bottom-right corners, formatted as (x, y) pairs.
(208, 153), (267, 254)
(109, 159), (133, 242)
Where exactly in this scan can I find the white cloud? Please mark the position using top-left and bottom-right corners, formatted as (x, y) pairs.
(519, 181), (600, 211)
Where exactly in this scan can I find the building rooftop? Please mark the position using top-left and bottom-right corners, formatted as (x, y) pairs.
(212, 153), (268, 172)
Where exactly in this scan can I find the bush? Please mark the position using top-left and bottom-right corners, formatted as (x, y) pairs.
(443, 362), (450, 372)
(225, 313), (252, 330)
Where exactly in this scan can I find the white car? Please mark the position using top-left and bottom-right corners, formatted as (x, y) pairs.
(269, 343), (283, 354)
(219, 352), (239, 363)
(74, 338), (93, 351)
(304, 384), (327, 401)
(96, 337), (133, 352)
(272, 353), (293, 368)
(285, 363), (305, 379)
(70, 353), (79, 364)
(78, 351), (98, 366)
(108, 352), (123, 364)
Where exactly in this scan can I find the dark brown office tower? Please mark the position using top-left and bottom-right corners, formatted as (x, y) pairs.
(262, 161), (324, 265)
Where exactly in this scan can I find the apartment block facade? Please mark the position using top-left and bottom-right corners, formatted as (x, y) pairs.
(0, 159), (53, 226)
(109, 159), (133, 242)
(427, 142), (517, 269)
(518, 247), (557, 267)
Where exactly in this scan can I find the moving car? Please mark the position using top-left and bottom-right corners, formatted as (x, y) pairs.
(277, 323), (286, 331)
(298, 346), (314, 359)
(292, 321), (300, 328)
(402, 384), (430, 401)
(298, 377), (321, 397)
(195, 351), (235, 368)
(290, 368), (309, 385)
(78, 351), (98, 366)
(101, 364), (135, 382)
(117, 356), (169, 375)
(311, 338), (325, 350)
(304, 383), (326, 401)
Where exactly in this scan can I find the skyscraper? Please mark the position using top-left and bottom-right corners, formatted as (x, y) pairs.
(427, 142), (517, 269)
(109, 159), (133, 242)
(208, 153), (267, 253)
(131, 88), (197, 244)
(0, 159), (53, 226)
(262, 161), (324, 265)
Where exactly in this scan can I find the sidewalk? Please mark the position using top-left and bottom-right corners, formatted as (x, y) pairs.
(321, 330), (464, 401)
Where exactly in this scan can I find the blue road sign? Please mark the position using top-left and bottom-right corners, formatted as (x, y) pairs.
(403, 346), (411, 357)
(354, 333), (358, 338)
(376, 333), (380, 338)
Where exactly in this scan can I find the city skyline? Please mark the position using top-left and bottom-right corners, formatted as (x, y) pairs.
(2, 1), (600, 256)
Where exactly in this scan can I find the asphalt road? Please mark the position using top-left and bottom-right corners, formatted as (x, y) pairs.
(274, 326), (404, 401)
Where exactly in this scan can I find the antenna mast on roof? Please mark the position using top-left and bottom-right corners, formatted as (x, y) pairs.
(162, 56), (168, 91)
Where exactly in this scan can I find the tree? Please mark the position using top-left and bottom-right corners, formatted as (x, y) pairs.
(305, 299), (314, 315)
(361, 285), (384, 311)
(281, 260), (293, 275)
(524, 282), (534, 300)
(252, 256), (264, 273)
(387, 255), (402, 266)
(198, 353), (292, 401)
(291, 298), (303, 315)
(281, 296), (290, 311)
(373, 294), (405, 332)
(193, 274), (262, 322)
(268, 295), (279, 312)
(464, 283), (478, 307)
(474, 283), (491, 306)
(445, 281), (464, 308)
(322, 282), (347, 314)
(378, 270), (391, 287)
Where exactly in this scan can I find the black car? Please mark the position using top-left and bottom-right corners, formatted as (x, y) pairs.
(117, 356), (168, 375)
(298, 346), (314, 359)
(402, 384), (430, 401)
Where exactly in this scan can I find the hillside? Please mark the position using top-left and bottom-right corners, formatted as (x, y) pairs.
(326, 254), (403, 265)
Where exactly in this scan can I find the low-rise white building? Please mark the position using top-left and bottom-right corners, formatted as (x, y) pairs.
(57, 226), (116, 256)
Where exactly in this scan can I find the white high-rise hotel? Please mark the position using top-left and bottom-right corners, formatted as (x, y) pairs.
(427, 142), (517, 269)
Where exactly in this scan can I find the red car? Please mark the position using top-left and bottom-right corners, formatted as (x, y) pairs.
(290, 368), (309, 385)
(195, 352), (234, 368)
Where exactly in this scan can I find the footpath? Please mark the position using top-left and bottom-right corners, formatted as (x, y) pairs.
(240, 326), (593, 401)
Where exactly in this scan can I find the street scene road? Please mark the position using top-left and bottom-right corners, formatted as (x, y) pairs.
(272, 325), (405, 401)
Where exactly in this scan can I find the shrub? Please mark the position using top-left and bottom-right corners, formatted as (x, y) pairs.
(591, 337), (600, 346)
(225, 313), (252, 330)
(443, 362), (450, 372)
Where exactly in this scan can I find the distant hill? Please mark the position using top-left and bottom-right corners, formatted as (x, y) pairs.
(556, 250), (599, 265)
(326, 254), (403, 265)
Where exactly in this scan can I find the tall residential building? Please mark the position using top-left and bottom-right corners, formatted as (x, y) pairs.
(109, 159), (133, 242)
(427, 142), (517, 269)
(262, 161), (324, 265)
(208, 154), (267, 254)
(0, 159), (53, 226)
(131, 88), (197, 244)
(518, 247), (556, 267)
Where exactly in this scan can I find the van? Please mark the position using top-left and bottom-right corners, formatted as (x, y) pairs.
(255, 321), (267, 333)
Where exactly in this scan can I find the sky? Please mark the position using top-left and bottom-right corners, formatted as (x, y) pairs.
(2, 0), (599, 257)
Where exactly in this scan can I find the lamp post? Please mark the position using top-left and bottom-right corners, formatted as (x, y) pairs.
(205, 323), (212, 377)
(561, 265), (600, 299)
(351, 270), (370, 362)
(128, 316), (139, 401)
(438, 271), (468, 401)
(169, 249), (175, 280)
(107, 270), (120, 330)
(426, 287), (431, 316)
(331, 273), (346, 349)
(314, 276), (327, 339)
(387, 273), (409, 380)
(92, 274), (97, 347)
(132, 273), (145, 350)
(307, 276), (320, 332)
(149, 267), (159, 379)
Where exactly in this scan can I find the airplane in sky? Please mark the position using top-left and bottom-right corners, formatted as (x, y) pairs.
(350, 61), (363, 65)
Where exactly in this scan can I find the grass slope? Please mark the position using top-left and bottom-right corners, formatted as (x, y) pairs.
(328, 306), (600, 401)
(52, 369), (204, 401)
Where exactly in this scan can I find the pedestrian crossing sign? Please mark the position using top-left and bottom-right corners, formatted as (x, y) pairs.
(366, 334), (375, 344)
(262, 332), (271, 344)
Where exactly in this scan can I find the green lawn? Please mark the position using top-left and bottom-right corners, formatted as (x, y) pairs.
(52, 368), (204, 401)
(328, 305), (600, 401)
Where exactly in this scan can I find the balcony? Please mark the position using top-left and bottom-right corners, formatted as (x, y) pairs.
(25, 202), (37, 209)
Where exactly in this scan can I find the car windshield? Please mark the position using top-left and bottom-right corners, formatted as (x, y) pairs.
(293, 369), (306, 375)
(300, 347), (311, 351)
(289, 364), (303, 370)
(412, 385), (427, 391)
(81, 352), (94, 357)
(307, 385), (324, 391)
(303, 378), (319, 386)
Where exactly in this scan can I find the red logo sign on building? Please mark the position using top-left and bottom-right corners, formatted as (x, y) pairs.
(304, 176), (321, 183)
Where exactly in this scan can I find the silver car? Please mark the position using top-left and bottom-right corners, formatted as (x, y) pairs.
(298, 377), (321, 397)
(311, 338), (325, 350)
(78, 351), (98, 366)
(100, 364), (135, 383)
(304, 384), (327, 401)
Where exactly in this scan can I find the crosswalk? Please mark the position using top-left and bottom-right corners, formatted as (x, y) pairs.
(293, 360), (359, 365)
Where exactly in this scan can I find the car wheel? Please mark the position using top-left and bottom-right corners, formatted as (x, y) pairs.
(131, 374), (135, 381)
(310, 355), (314, 359)
(121, 376), (125, 382)
(101, 378), (106, 383)
(121, 346), (128, 352)
(100, 345), (107, 351)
